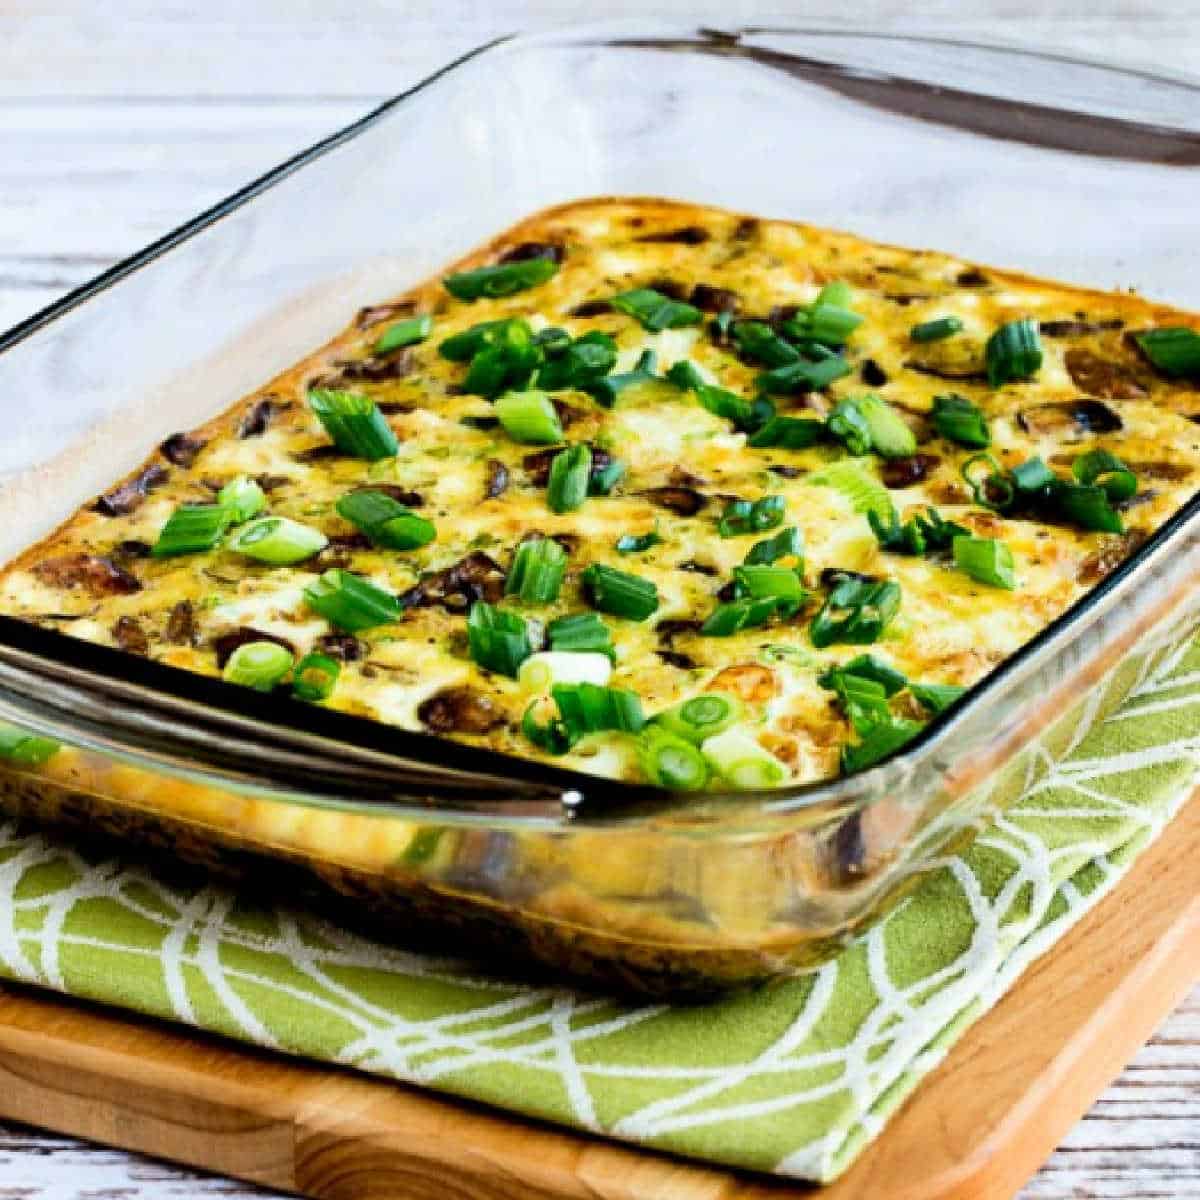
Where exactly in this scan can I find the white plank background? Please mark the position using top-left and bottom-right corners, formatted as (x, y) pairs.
(1, 2), (1198, 1196)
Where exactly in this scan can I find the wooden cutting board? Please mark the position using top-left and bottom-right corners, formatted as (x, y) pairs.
(1, 793), (1197, 1200)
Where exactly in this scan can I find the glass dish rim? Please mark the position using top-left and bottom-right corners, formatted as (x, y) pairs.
(1, 21), (1198, 825)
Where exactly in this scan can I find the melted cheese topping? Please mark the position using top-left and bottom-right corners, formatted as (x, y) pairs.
(3, 197), (1199, 788)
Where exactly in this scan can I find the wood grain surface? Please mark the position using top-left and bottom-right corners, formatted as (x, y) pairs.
(1, 4), (1198, 1196)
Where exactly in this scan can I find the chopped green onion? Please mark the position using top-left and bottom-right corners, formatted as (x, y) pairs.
(227, 516), (329, 565)
(374, 314), (433, 355)
(546, 444), (592, 513)
(869, 505), (970, 557)
(824, 671), (891, 734)
(223, 640), (294, 692)
(953, 535), (1017, 589)
(304, 569), (401, 632)
(718, 495), (785, 537)
(653, 693), (744, 744)
(494, 390), (563, 444)
(505, 537), (568, 604)
(335, 490), (435, 551)
(616, 530), (661, 554)
(467, 602), (532, 677)
(756, 354), (851, 395)
(782, 303), (863, 347)
(931, 393), (990, 448)
(1011, 456), (1057, 497)
(819, 653), (907, 697)
(732, 321), (800, 368)
(0, 722), (60, 766)
(217, 475), (266, 524)
(535, 331), (618, 390)
(732, 564), (807, 617)
(665, 359), (707, 391)
(841, 718), (925, 774)
(910, 682), (967, 715)
(1072, 449), (1137, 502)
(534, 325), (572, 353)
(700, 727), (788, 788)
(829, 394), (916, 459)
(747, 416), (827, 449)
(309, 389), (398, 460)
(522, 700), (576, 756)
(151, 504), (232, 558)
(552, 682), (645, 738)
(461, 319), (541, 399)
(547, 612), (615, 660)
(806, 462), (893, 520)
(444, 258), (558, 301)
(1135, 327), (1200, 378)
(438, 318), (515, 362)
(961, 453), (1015, 511)
(700, 597), (781, 636)
(589, 457), (627, 495)
(637, 726), (709, 790)
(585, 350), (674, 408)
(694, 383), (763, 432)
(745, 525), (804, 567)
(610, 288), (701, 332)
(1055, 483), (1124, 533)
(518, 651), (612, 693)
(581, 564), (659, 622)
(810, 577), (901, 648)
(910, 316), (964, 343)
(814, 280), (853, 309)
(985, 318), (1042, 388)
(292, 653), (340, 703)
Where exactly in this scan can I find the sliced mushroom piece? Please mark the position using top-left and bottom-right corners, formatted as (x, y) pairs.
(566, 298), (611, 318)
(497, 241), (565, 264)
(819, 568), (880, 589)
(400, 552), (506, 611)
(93, 462), (169, 517)
(164, 601), (197, 646)
(881, 453), (941, 489)
(657, 649), (699, 669)
(638, 486), (707, 517)
(327, 350), (415, 383)
(904, 337), (988, 382)
(418, 686), (506, 734)
(112, 615), (149, 656)
(33, 554), (141, 596)
(1018, 399), (1123, 438)
(689, 283), (740, 313)
(237, 397), (284, 439)
(355, 300), (415, 330)
(1077, 531), (1148, 585)
(1063, 348), (1147, 399)
(1038, 318), (1124, 338)
(484, 458), (510, 500)
(160, 431), (207, 467)
(316, 632), (363, 662)
(860, 358), (889, 387)
(635, 225), (710, 245)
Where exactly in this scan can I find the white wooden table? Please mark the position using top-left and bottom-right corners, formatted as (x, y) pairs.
(1, 3), (1198, 1196)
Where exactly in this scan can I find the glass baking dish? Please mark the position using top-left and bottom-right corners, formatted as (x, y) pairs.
(0, 24), (1198, 996)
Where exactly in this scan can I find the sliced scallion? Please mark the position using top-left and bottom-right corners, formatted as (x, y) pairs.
(534, 330), (618, 391)
(552, 682), (645, 738)
(985, 318), (1043, 388)
(227, 516), (329, 565)
(217, 475), (266, 524)
(961, 453), (1015, 511)
(374, 314), (433, 355)
(1134, 327), (1200, 378)
(223, 641), (294, 692)
(615, 530), (661, 554)
(718, 495), (785, 538)
(547, 612), (615, 660)
(1072, 448), (1137, 502)
(505, 537), (568, 604)
(841, 717), (925, 774)
(732, 564), (807, 617)
(151, 504), (232, 558)
(309, 389), (398, 460)
(756, 354), (851, 395)
(444, 258), (558, 301)
(336, 490), (435, 551)
(546, 444), (592, 513)
(581, 564), (659, 622)
(610, 288), (701, 332)
(931, 393), (990, 448)
(518, 651), (612, 693)
(747, 416), (827, 449)
(654, 693), (744, 744)
(700, 596), (781, 636)
(910, 682), (967, 715)
(952, 535), (1017, 589)
(910, 316), (964, 343)
(700, 727), (788, 788)
(494, 390), (564, 444)
(810, 577), (901, 648)
(0, 722), (60, 766)
(304, 569), (401, 632)
(745, 525), (803, 567)
(292, 652), (340, 703)
(467, 602), (532, 677)
(637, 726), (709, 790)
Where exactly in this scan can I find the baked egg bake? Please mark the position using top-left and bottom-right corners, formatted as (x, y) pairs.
(3, 197), (1199, 792)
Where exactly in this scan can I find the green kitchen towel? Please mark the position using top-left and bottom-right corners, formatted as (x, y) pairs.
(2, 631), (1199, 1184)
